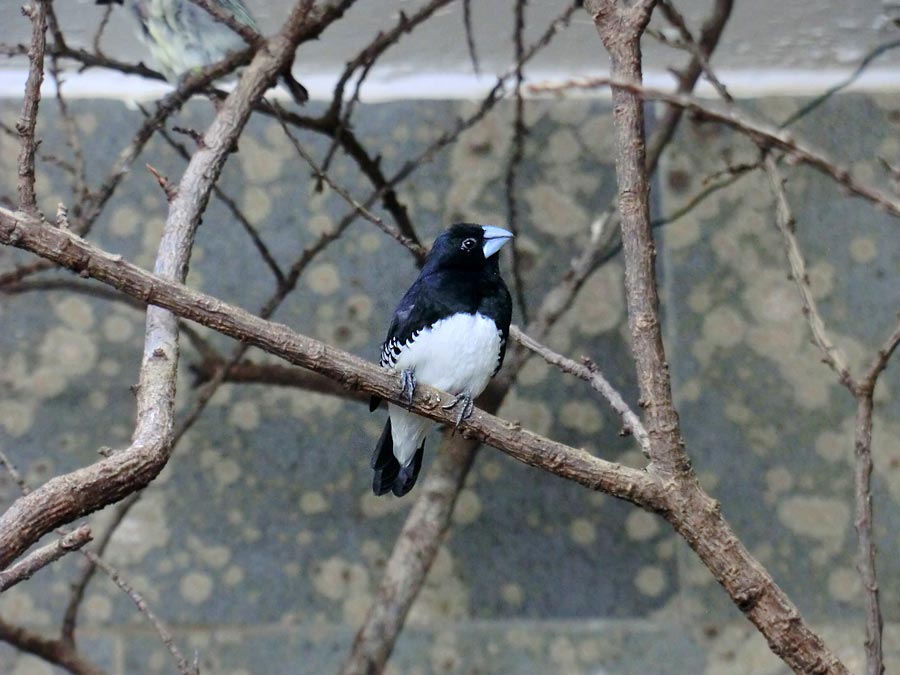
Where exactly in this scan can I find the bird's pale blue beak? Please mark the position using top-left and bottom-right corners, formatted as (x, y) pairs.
(481, 225), (514, 258)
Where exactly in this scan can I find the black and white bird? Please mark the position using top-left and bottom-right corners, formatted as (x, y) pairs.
(370, 223), (514, 497)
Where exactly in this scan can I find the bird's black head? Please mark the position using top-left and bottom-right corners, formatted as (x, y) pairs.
(95, 0), (124, 5)
(423, 223), (513, 274)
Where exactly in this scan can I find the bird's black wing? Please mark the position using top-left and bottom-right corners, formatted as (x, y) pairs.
(369, 276), (462, 411)
(480, 275), (513, 376)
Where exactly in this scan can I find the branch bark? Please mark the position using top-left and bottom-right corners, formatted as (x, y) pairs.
(0, 0), (331, 571)
(587, 0), (685, 479)
(584, 2), (848, 672)
(763, 156), (854, 387)
(531, 76), (900, 221)
(0, 616), (105, 675)
(344, 3), (738, 669)
(0, 525), (91, 592)
(0, 205), (664, 566)
(15, 0), (48, 217)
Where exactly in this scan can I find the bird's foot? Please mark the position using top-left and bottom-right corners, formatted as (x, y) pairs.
(442, 392), (474, 432)
(399, 369), (417, 410)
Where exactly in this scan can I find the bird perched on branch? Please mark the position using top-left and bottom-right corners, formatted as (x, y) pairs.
(370, 224), (513, 497)
(96, 0), (308, 103)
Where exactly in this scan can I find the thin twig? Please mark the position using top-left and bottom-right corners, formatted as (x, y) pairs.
(317, 0), (455, 214)
(0, 526), (92, 593)
(512, 326), (650, 455)
(16, 0), (48, 217)
(273, 108), (427, 259)
(655, 0), (733, 103)
(83, 551), (195, 675)
(49, 54), (90, 217)
(531, 76), (900, 220)
(145, 110), (287, 285)
(0, 448), (30, 495)
(852, 393), (884, 675)
(187, 0), (262, 47)
(462, 0), (480, 74)
(762, 81), (895, 675)
(504, 0), (530, 324)
(763, 153), (855, 389)
(91, 4), (113, 55)
(60, 498), (134, 646)
(862, 318), (900, 388)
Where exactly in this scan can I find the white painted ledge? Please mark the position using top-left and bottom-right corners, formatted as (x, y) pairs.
(1, 67), (900, 102)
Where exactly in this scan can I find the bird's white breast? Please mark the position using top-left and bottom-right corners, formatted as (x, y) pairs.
(390, 312), (502, 398)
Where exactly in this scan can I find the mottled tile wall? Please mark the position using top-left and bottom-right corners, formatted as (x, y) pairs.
(0, 92), (898, 675)
(661, 94), (900, 634)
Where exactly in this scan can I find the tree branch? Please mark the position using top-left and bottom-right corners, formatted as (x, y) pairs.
(0, 205), (665, 567)
(853, 392), (884, 675)
(531, 76), (900, 220)
(344, 3), (736, 668)
(83, 550), (195, 675)
(0, 616), (104, 675)
(583, 2), (848, 672)
(190, 356), (369, 403)
(512, 326), (650, 455)
(763, 153), (855, 389)
(0, 525), (91, 593)
(15, 0), (48, 217)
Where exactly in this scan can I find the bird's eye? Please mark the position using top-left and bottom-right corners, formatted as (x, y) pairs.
(460, 238), (477, 251)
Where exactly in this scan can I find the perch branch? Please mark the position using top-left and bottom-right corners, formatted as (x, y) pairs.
(345, 2), (735, 668)
(0, 205), (665, 564)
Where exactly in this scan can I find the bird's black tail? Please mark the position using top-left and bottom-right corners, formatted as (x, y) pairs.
(371, 419), (425, 497)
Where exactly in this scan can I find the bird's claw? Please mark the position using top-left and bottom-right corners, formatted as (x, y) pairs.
(442, 393), (474, 432)
(399, 369), (416, 410)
